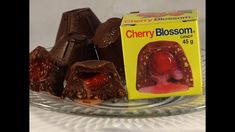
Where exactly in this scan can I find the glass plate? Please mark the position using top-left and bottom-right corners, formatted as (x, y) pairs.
(30, 49), (205, 117)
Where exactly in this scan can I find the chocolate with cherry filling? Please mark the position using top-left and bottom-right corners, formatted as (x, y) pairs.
(29, 46), (67, 96)
(61, 60), (125, 100)
(50, 33), (98, 68)
(55, 8), (101, 44)
(93, 18), (125, 77)
(136, 41), (193, 93)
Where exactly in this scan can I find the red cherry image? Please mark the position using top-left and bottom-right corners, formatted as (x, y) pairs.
(148, 51), (177, 75)
(136, 41), (193, 93)
(139, 83), (188, 93)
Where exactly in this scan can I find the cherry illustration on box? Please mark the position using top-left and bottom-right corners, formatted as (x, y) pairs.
(136, 41), (193, 94)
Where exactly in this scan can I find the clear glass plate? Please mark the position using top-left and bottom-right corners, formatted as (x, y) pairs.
(30, 49), (205, 117)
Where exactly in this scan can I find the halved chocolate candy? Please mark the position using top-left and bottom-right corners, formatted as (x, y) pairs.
(62, 60), (125, 101)
(50, 33), (98, 67)
(136, 41), (193, 93)
(55, 8), (101, 44)
(29, 46), (67, 96)
(93, 18), (125, 77)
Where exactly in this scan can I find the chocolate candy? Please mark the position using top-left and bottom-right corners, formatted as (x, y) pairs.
(93, 18), (125, 77)
(136, 41), (193, 93)
(62, 60), (125, 100)
(50, 33), (98, 67)
(55, 8), (101, 44)
(29, 46), (67, 96)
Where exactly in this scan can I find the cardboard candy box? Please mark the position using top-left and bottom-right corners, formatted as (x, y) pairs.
(120, 9), (203, 100)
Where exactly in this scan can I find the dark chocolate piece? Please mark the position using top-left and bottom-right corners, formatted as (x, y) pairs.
(136, 41), (193, 93)
(62, 60), (125, 100)
(50, 33), (98, 67)
(55, 8), (101, 44)
(93, 18), (125, 76)
(29, 46), (67, 96)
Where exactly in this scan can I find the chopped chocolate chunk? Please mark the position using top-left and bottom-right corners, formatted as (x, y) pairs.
(136, 41), (193, 93)
(55, 8), (101, 44)
(93, 18), (125, 77)
(62, 60), (125, 100)
(29, 46), (67, 96)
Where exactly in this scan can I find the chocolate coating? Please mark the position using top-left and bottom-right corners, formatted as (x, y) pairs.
(55, 8), (101, 44)
(29, 46), (67, 96)
(62, 60), (125, 100)
(93, 18), (125, 76)
(50, 33), (98, 67)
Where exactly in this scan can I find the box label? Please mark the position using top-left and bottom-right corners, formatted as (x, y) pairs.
(120, 9), (202, 100)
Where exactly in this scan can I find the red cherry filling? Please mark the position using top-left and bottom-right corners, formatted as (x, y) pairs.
(30, 59), (53, 82)
(83, 73), (111, 90)
(148, 51), (176, 75)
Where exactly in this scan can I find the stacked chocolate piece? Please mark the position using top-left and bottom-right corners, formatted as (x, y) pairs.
(29, 8), (125, 102)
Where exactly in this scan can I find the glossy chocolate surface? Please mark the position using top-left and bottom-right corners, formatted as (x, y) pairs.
(55, 8), (101, 43)
(50, 33), (98, 67)
(93, 18), (124, 76)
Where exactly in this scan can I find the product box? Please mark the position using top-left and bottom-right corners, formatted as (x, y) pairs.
(120, 9), (202, 100)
